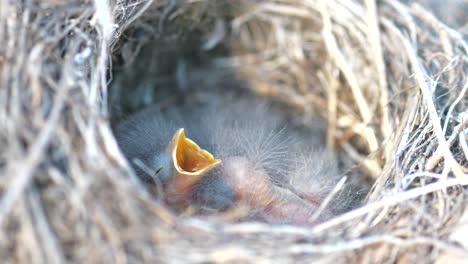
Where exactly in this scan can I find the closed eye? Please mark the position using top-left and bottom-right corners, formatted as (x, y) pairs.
(154, 167), (163, 178)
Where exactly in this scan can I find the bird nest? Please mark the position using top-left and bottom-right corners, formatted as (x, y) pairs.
(0, 0), (467, 263)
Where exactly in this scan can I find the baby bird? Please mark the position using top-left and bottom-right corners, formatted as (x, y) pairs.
(115, 95), (339, 224)
(114, 107), (221, 208)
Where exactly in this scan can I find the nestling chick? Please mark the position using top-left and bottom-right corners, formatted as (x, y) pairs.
(115, 107), (221, 208)
(115, 95), (341, 224)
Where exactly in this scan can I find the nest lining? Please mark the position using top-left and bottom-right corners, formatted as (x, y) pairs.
(0, 0), (467, 263)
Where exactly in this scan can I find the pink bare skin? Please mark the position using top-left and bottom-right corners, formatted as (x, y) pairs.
(220, 156), (325, 225)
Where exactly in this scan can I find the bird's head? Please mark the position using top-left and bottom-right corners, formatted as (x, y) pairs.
(162, 128), (222, 206)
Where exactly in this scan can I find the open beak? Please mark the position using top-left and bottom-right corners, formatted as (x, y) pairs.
(167, 128), (222, 195)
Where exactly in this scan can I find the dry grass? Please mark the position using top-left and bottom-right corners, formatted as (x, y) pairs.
(0, 0), (467, 263)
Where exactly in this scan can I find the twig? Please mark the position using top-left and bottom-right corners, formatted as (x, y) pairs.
(288, 235), (468, 256)
(365, 0), (392, 159)
(342, 143), (382, 178)
(93, 0), (114, 114)
(399, 27), (466, 181)
(427, 119), (468, 170)
(118, 0), (154, 35)
(28, 186), (66, 264)
(443, 79), (468, 133)
(309, 176), (347, 222)
(0, 83), (67, 226)
(312, 178), (461, 233)
(460, 125), (468, 165)
(318, 0), (373, 124)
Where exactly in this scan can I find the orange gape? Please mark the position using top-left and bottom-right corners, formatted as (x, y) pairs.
(166, 128), (221, 207)
(175, 133), (216, 172)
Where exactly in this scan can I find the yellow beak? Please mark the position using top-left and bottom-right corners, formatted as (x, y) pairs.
(168, 128), (221, 195)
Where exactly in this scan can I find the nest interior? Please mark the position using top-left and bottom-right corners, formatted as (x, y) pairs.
(0, 0), (467, 263)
